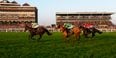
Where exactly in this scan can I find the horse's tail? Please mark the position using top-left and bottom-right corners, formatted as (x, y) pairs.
(44, 28), (52, 35)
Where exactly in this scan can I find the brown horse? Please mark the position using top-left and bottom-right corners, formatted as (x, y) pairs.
(79, 26), (102, 38)
(24, 24), (52, 41)
(57, 25), (81, 42)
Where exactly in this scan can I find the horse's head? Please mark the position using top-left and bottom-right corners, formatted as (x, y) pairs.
(56, 25), (66, 32)
(24, 24), (28, 32)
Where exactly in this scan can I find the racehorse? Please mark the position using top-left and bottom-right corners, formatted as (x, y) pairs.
(24, 24), (52, 41)
(57, 25), (81, 42)
(79, 26), (102, 38)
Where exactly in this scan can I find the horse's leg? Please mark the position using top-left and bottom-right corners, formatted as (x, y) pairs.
(83, 30), (88, 38)
(78, 33), (81, 41)
(37, 34), (43, 41)
(63, 35), (68, 42)
(29, 34), (34, 40)
(71, 34), (78, 47)
(63, 32), (68, 41)
(74, 33), (78, 41)
(28, 34), (31, 40)
(63, 33), (70, 47)
(84, 33), (88, 38)
(78, 34), (81, 44)
(91, 32), (95, 38)
(75, 34), (80, 45)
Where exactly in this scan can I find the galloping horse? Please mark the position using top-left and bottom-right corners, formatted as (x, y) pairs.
(79, 26), (102, 38)
(24, 24), (52, 41)
(57, 25), (81, 41)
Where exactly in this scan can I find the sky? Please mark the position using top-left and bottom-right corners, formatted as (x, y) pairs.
(4, 0), (116, 25)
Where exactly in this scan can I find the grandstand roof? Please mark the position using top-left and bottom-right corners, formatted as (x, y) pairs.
(56, 12), (114, 15)
(11, 1), (18, 4)
(22, 3), (30, 6)
(0, 0), (31, 6)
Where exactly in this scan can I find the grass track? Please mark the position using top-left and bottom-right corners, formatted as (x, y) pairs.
(0, 32), (116, 58)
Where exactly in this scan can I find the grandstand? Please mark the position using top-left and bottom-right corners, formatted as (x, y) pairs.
(0, 0), (38, 32)
(56, 12), (116, 32)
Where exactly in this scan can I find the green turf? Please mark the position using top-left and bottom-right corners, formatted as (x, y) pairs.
(0, 32), (116, 58)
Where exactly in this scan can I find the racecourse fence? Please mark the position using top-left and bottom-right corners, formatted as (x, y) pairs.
(0, 27), (116, 32)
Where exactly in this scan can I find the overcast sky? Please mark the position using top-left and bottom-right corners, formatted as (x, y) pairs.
(3, 0), (116, 25)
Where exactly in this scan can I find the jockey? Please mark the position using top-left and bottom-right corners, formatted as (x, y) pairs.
(31, 23), (39, 28)
(64, 23), (74, 29)
(83, 23), (94, 29)
(63, 23), (74, 34)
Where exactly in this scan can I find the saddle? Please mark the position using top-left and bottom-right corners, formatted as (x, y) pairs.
(32, 28), (38, 33)
(85, 28), (93, 32)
